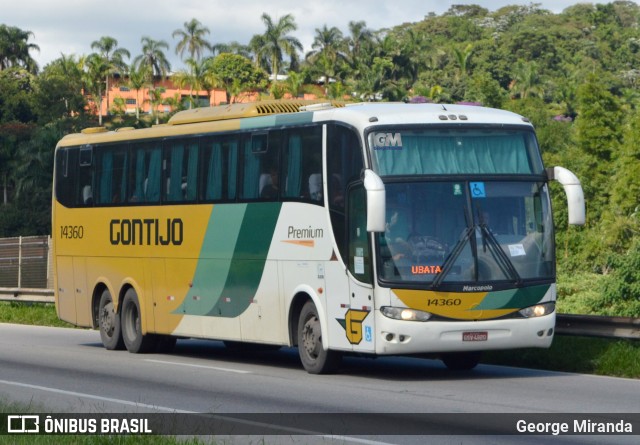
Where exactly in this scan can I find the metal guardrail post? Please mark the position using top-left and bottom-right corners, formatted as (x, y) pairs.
(17, 236), (22, 289)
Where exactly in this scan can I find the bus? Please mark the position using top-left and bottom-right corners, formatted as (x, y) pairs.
(52, 100), (585, 374)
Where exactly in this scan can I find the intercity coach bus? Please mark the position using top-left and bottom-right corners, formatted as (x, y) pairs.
(52, 100), (585, 373)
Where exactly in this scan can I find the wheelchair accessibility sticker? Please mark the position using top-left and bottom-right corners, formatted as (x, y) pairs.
(470, 182), (486, 198)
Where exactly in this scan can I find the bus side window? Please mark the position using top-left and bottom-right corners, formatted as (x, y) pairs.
(55, 147), (77, 208)
(130, 143), (161, 203)
(242, 131), (279, 201)
(327, 124), (364, 261)
(347, 184), (372, 284)
(77, 146), (94, 207)
(202, 137), (238, 201)
(281, 125), (323, 202)
(165, 139), (198, 203)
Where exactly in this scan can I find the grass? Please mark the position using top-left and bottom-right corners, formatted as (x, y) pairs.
(0, 301), (74, 328)
(484, 336), (640, 378)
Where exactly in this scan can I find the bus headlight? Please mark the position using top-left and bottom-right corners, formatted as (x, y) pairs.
(381, 306), (432, 321)
(519, 302), (555, 318)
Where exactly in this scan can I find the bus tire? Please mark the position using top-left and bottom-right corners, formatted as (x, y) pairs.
(441, 352), (482, 371)
(121, 288), (157, 353)
(297, 301), (341, 374)
(98, 289), (124, 350)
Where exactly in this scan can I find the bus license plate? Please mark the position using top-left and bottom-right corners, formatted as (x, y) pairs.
(463, 331), (488, 341)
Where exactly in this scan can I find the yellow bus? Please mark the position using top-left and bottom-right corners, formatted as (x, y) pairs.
(52, 100), (585, 373)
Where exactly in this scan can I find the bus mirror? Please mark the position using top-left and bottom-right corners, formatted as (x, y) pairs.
(547, 166), (585, 225)
(363, 169), (386, 232)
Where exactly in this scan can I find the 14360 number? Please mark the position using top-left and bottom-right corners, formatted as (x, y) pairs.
(60, 225), (84, 239)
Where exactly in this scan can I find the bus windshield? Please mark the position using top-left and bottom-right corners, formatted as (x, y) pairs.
(369, 127), (544, 176)
(377, 180), (554, 286)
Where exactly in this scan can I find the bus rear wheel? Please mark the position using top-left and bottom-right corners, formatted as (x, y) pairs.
(121, 288), (157, 353)
(297, 301), (341, 374)
(98, 289), (124, 350)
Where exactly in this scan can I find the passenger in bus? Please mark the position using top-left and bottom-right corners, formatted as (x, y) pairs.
(308, 173), (322, 201)
(260, 167), (279, 199)
(82, 185), (93, 205)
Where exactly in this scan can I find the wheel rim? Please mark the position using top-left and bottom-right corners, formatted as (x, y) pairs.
(302, 315), (321, 360)
(101, 301), (115, 337)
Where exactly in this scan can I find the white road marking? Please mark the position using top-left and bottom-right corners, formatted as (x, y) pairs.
(0, 378), (396, 445)
(144, 358), (251, 374)
(0, 378), (195, 413)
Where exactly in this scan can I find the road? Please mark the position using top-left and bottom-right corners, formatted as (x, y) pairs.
(0, 323), (638, 444)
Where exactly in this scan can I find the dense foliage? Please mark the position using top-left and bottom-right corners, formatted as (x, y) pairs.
(1, 2), (639, 315)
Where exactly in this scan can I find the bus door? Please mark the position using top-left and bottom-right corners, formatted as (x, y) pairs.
(344, 184), (375, 353)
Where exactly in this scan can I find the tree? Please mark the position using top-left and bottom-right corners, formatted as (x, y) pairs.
(345, 20), (374, 68)
(125, 62), (150, 121)
(250, 13), (302, 85)
(508, 59), (543, 99)
(36, 55), (86, 121)
(0, 24), (39, 73)
(284, 70), (306, 98)
(209, 53), (267, 103)
(146, 87), (167, 125)
(305, 25), (346, 95)
(82, 53), (111, 125)
(133, 36), (171, 84)
(173, 18), (212, 62)
(452, 43), (473, 79)
(91, 36), (130, 117)
(173, 57), (215, 107)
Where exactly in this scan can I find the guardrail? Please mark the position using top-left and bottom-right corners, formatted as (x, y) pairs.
(1, 289), (638, 341)
(555, 314), (640, 341)
(0, 288), (54, 303)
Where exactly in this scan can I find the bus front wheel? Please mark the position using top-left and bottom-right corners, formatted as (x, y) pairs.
(121, 288), (157, 353)
(441, 352), (482, 371)
(297, 301), (341, 374)
(98, 289), (124, 350)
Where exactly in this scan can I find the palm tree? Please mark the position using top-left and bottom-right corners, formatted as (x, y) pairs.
(509, 59), (543, 99)
(306, 25), (346, 95)
(452, 43), (473, 80)
(173, 57), (214, 108)
(172, 18), (212, 62)
(82, 53), (111, 125)
(345, 20), (373, 70)
(91, 36), (130, 117)
(133, 37), (171, 84)
(126, 62), (150, 120)
(0, 24), (40, 73)
(250, 13), (302, 84)
(212, 41), (252, 58)
(146, 87), (167, 125)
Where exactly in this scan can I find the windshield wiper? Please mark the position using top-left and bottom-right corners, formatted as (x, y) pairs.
(478, 224), (522, 285)
(432, 226), (473, 289)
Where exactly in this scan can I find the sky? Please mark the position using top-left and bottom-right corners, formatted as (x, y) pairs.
(3, 0), (630, 71)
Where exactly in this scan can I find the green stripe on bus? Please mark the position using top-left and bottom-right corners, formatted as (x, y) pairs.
(206, 202), (282, 317)
(472, 284), (550, 311)
(174, 204), (246, 316)
(174, 203), (281, 317)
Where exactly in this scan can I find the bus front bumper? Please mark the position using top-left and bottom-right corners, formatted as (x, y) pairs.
(374, 310), (556, 355)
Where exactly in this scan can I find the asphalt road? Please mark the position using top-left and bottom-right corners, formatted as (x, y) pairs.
(0, 323), (638, 444)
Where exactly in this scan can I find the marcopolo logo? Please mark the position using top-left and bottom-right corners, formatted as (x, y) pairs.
(372, 132), (403, 150)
